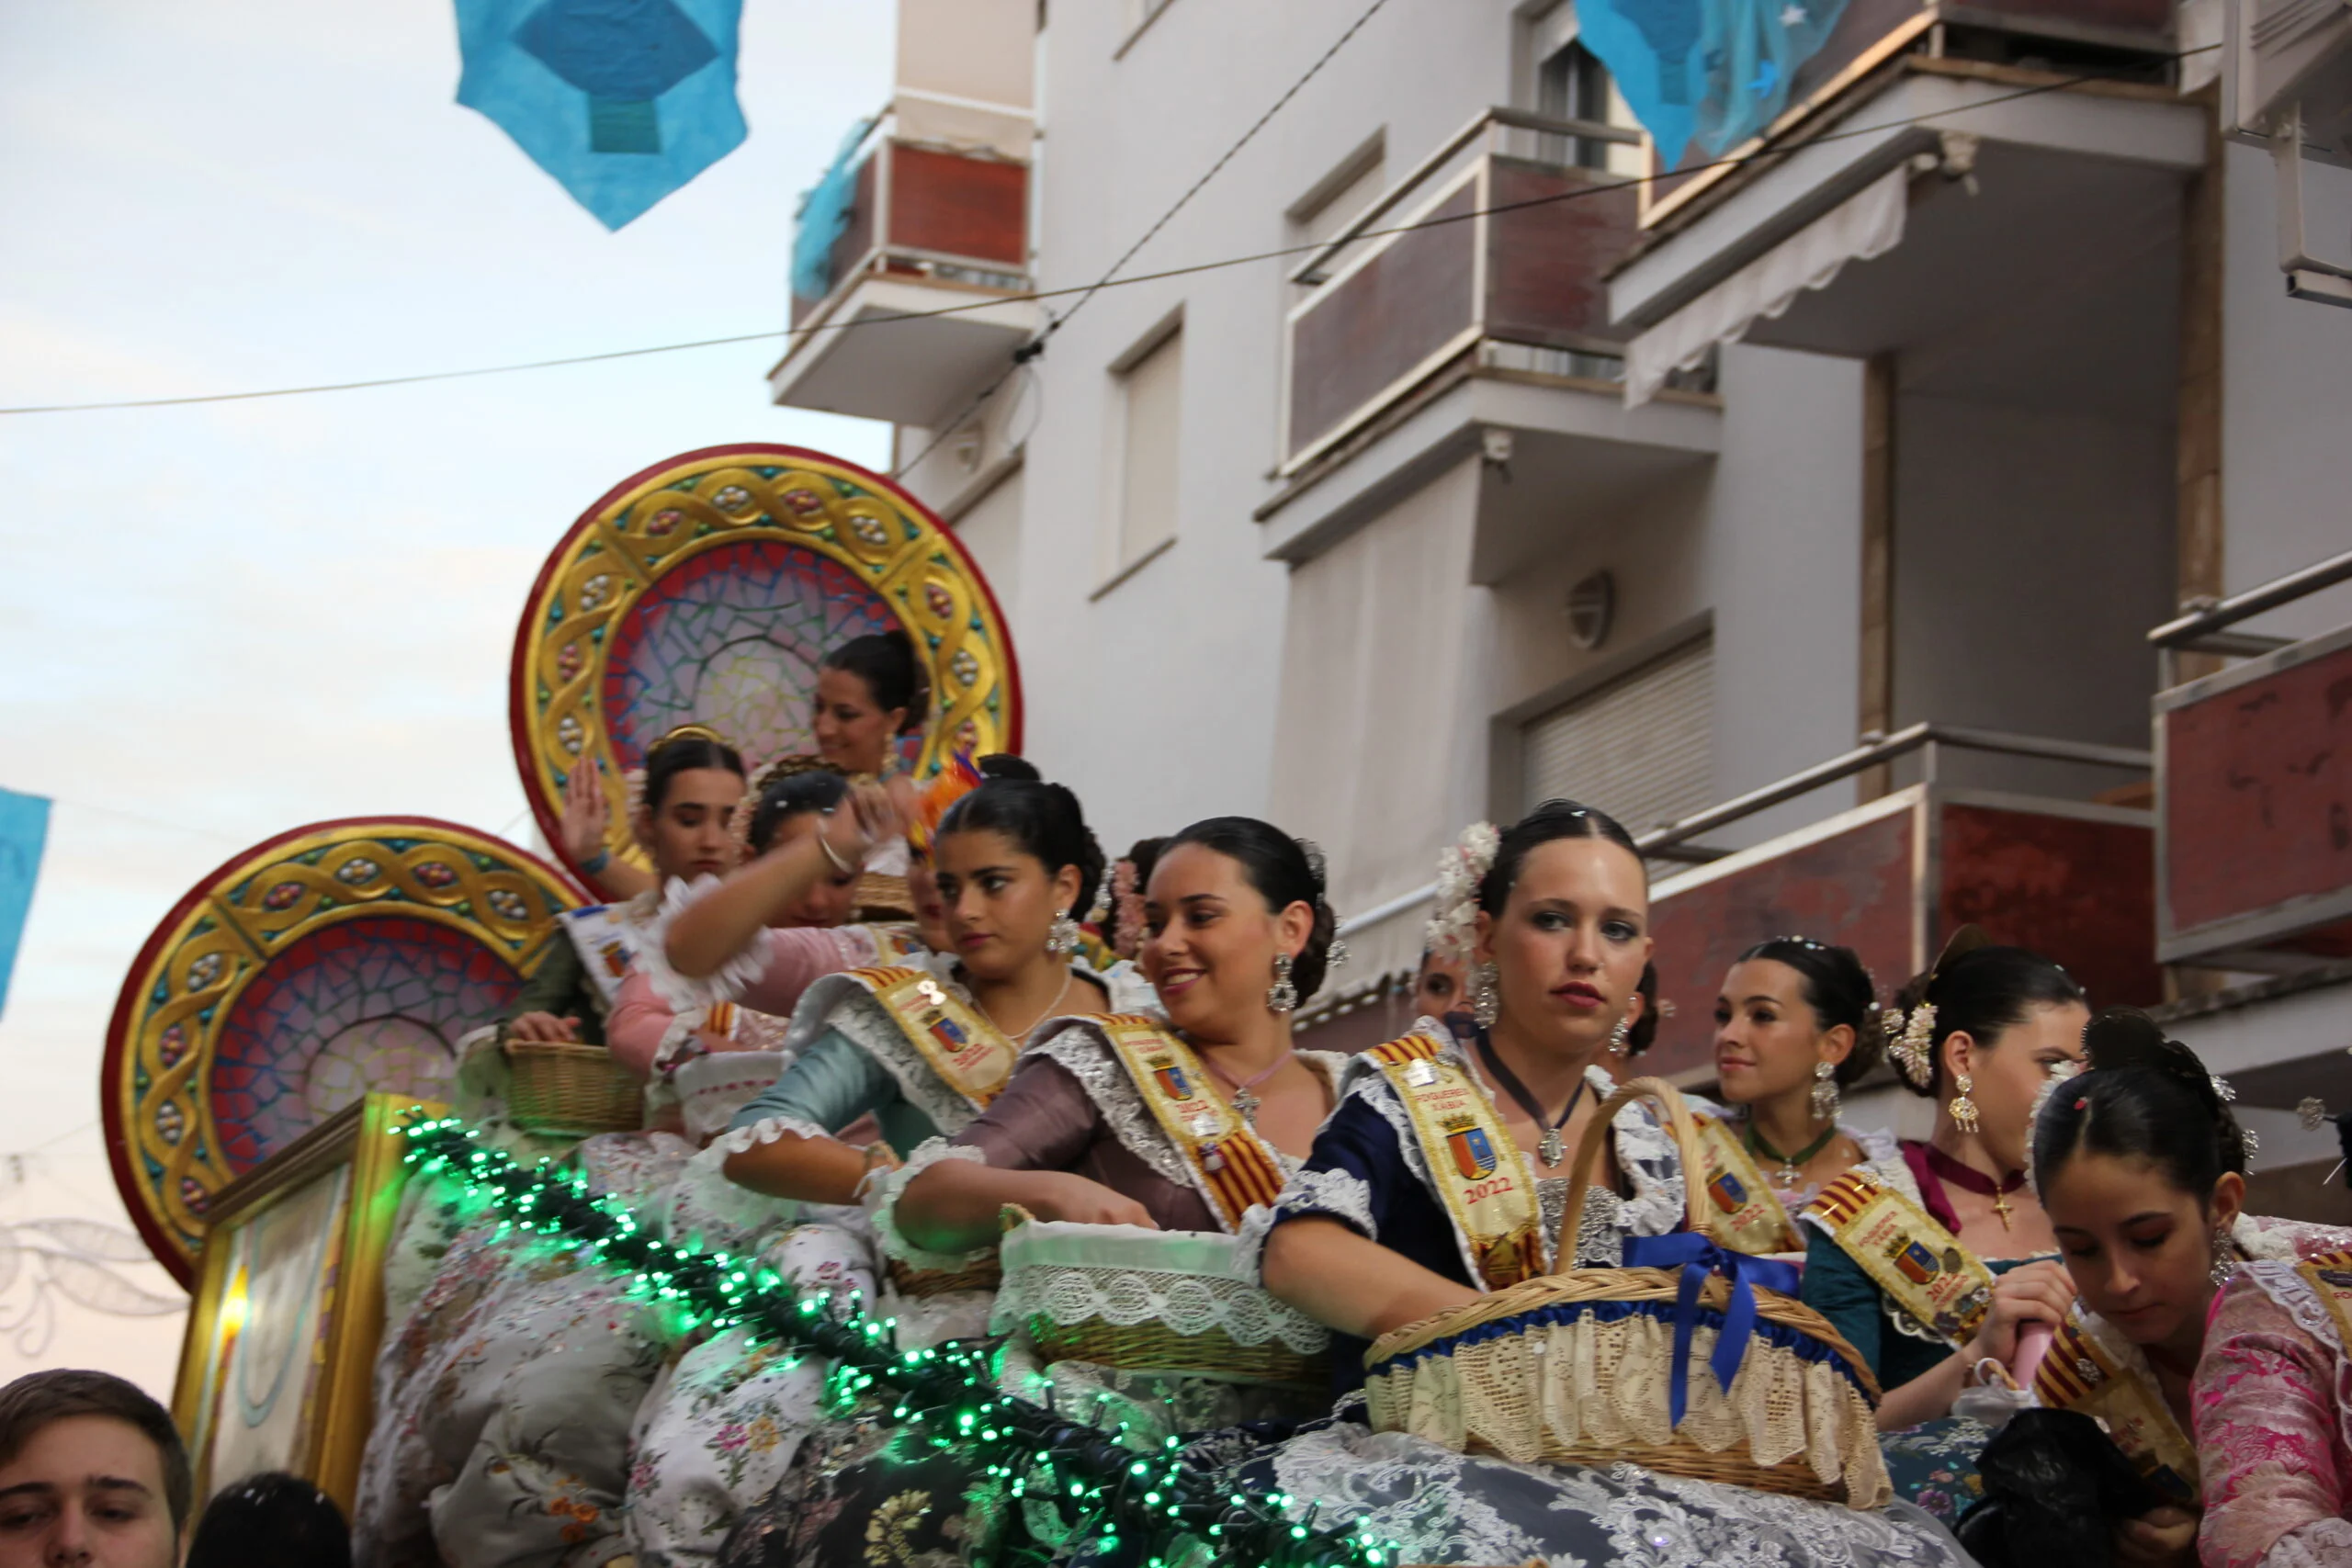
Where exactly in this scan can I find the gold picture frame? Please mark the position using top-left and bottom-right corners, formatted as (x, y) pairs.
(169, 1092), (443, 1514)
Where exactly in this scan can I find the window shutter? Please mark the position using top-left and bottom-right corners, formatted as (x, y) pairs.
(1521, 637), (1714, 838)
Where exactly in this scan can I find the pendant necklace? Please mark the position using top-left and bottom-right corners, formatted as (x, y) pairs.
(1923, 1142), (2027, 1230)
(1475, 1032), (1587, 1168)
(1200, 1048), (1295, 1127)
(1745, 1121), (1841, 1190)
(975, 969), (1074, 1048)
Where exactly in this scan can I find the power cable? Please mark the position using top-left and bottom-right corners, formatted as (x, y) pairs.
(0, 46), (2213, 421)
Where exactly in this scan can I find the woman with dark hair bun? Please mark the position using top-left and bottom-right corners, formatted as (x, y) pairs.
(1696, 937), (1896, 1248)
(1229, 803), (1972, 1567)
(2016, 1010), (2352, 1568)
(814, 628), (929, 771)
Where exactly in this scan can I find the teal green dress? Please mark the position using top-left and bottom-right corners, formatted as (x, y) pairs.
(1802, 1178), (2042, 1528)
(726, 1026), (946, 1152)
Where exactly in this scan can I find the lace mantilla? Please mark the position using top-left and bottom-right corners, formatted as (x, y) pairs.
(871, 1139), (995, 1273)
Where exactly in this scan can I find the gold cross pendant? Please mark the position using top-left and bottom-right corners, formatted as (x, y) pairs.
(1991, 1188), (2014, 1230)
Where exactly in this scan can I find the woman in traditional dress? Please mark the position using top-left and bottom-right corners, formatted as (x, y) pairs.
(1696, 937), (1895, 1248)
(1243, 800), (1967, 1566)
(627, 761), (1154, 1565)
(1794, 933), (2087, 1525)
(808, 630), (929, 907)
(2018, 1010), (2352, 1568)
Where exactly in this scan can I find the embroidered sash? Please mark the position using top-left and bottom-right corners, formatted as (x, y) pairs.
(557, 905), (641, 1007)
(843, 965), (1018, 1111)
(1095, 1016), (1288, 1232)
(1805, 1169), (1996, 1346)
(2293, 1248), (2352, 1351)
(2033, 1314), (2199, 1503)
(864, 922), (923, 963)
(1690, 1115), (1804, 1256)
(1367, 1032), (1545, 1291)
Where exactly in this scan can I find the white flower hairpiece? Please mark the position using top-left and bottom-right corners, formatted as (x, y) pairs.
(1424, 821), (1499, 962)
(1883, 1001), (1939, 1091)
(2023, 1057), (2086, 1198)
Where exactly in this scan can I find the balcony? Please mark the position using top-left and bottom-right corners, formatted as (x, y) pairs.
(2152, 550), (2352, 969)
(1260, 107), (1720, 565)
(768, 113), (1041, 428)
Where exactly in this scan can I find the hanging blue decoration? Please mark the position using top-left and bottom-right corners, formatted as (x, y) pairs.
(1573, 0), (1850, 169)
(0, 789), (50, 1021)
(454, 0), (749, 230)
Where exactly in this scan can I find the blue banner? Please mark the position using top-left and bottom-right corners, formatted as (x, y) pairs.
(0, 790), (51, 1021)
(455, 0), (748, 230)
(1575, 0), (1851, 169)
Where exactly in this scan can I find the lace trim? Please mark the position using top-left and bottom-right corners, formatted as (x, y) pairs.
(2262, 1519), (2352, 1566)
(711, 1112), (832, 1156)
(993, 1261), (1331, 1353)
(1027, 1025), (1200, 1193)
(2237, 1259), (2350, 1359)
(871, 1138), (995, 1272)
(637, 874), (776, 1011)
(651, 1011), (707, 1077)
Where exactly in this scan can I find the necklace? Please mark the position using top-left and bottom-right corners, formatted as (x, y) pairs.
(975, 968), (1074, 1046)
(1474, 1032), (1588, 1168)
(1922, 1142), (2027, 1230)
(1745, 1120), (1841, 1190)
(1199, 1048), (1295, 1127)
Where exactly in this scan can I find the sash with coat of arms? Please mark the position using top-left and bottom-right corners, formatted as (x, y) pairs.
(1366, 1031), (1547, 1291)
(1095, 1016), (1289, 1232)
(1690, 1114), (1804, 1255)
(1804, 1168), (1997, 1347)
(841, 965), (1021, 1111)
(2032, 1313), (2199, 1503)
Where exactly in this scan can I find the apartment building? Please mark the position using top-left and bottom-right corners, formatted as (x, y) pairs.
(770, 0), (2352, 1212)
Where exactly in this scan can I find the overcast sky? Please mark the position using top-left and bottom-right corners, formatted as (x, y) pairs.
(0, 0), (893, 1393)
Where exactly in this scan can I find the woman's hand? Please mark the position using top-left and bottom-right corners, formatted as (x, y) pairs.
(820, 780), (902, 868)
(560, 761), (610, 864)
(1022, 1172), (1159, 1229)
(1963, 1259), (2075, 1368)
(506, 1011), (581, 1044)
(2113, 1505), (2199, 1567)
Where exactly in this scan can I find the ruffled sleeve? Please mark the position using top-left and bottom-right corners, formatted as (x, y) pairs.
(720, 1028), (899, 1153)
(1258, 1096), (1389, 1252)
(2196, 1268), (2352, 1568)
(639, 874), (884, 1012)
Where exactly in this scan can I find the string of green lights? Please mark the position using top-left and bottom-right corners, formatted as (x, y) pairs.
(398, 1114), (1397, 1568)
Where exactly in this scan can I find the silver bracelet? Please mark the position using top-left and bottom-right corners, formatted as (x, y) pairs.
(818, 833), (854, 875)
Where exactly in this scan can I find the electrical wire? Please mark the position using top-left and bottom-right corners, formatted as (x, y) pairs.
(0, 45), (2215, 421)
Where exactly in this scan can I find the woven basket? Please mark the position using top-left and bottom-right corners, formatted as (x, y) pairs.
(1364, 1077), (1889, 1507)
(504, 1039), (644, 1136)
(998, 1209), (1331, 1389)
(888, 1255), (1003, 1298)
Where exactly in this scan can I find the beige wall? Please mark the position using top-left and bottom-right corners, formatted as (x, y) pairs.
(895, 0), (1035, 156)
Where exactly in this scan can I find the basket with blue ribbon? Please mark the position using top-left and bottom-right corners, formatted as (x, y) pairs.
(1363, 1077), (1890, 1506)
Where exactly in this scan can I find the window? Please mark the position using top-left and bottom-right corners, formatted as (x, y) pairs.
(1289, 137), (1386, 253)
(1113, 325), (1182, 571)
(1529, 29), (1643, 176)
(1521, 636), (1715, 840)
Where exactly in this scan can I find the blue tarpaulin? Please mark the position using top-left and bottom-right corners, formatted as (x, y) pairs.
(791, 118), (875, 304)
(455, 0), (748, 230)
(1574, 0), (1850, 169)
(0, 790), (51, 1021)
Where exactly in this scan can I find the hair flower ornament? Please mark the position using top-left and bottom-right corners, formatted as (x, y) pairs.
(1883, 1001), (1939, 1091)
(1425, 821), (1499, 962)
(1108, 858), (1148, 961)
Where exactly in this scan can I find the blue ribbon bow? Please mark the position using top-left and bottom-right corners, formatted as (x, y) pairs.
(1620, 1234), (1802, 1427)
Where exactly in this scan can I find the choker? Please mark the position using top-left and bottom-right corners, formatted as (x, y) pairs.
(1922, 1142), (2026, 1230)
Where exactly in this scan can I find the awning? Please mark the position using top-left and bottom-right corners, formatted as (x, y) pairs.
(1624, 165), (1910, 407)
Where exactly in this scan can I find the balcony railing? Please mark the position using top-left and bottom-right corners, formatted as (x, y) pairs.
(2151, 548), (2352, 967)
(1279, 107), (1649, 472)
(788, 112), (1031, 328)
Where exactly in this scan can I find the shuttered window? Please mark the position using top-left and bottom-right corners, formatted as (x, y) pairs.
(1116, 328), (1182, 569)
(1521, 637), (1715, 839)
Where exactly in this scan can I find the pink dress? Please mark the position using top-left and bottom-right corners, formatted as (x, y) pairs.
(2194, 1256), (2352, 1567)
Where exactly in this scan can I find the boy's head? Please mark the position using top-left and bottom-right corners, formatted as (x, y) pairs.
(0, 1370), (190, 1568)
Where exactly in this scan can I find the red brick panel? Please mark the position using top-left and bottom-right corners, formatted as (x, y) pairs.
(1645, 807), (1917, 1080)
(888, 145), (1027, 265)
(1939, 802), (2160, 1010)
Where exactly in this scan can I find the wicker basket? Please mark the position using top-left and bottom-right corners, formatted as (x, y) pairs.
(504, 1039), (644, 1136)
(888, 1255), (1004, 1298)
(997, 1210), (1331, 1389)
(1364, 1077), (1890, 1507)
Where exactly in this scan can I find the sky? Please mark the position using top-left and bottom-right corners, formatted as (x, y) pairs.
(0, 0), (894, 1396)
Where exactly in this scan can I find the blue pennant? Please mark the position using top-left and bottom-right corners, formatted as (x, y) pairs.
(455, 0), (747, 229)
(1572, 0), (1851, 168)
(0, 789), (50, 1021)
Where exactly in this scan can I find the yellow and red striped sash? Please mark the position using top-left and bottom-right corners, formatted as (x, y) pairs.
(848, 965), (1019, 1110)
(2034, 1314), (2199, 1502)
(1368, 1030), (1545, 1291)
(1804, 1168), (1996, 1347)
(1095, 1015), (1286, 1231)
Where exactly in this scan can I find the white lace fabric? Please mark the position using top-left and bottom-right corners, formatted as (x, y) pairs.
(634, 874), (779, 1011)
(991, 1219), (1329, 1352)
(2238, 1259), (2350, 1359)
(870, 1138), (996, 1273)
(2262, 1518), (2352, 1565)
(711, 1112), (832, 1156)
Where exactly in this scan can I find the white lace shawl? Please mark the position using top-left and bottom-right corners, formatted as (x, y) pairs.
(1020, 1016), (1344, 1236)
(1272, 1043), (1683, 1289)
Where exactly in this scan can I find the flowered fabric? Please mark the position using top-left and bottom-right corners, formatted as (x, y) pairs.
(2195, 1259), (2352, 1567)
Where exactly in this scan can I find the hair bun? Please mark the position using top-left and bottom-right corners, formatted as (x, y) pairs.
(977, 753), (1041, 783)
(2084, 1006), (2224, 1110)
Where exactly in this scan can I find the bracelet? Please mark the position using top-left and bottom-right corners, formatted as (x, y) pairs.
(579, 849), (611, 875)
(818, 833), (855, 875)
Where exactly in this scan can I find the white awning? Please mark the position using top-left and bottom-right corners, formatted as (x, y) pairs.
(1625, 165), (1910, 406)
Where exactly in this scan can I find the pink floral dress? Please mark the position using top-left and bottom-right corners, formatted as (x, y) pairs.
(2194, 1249), (2352, 1567)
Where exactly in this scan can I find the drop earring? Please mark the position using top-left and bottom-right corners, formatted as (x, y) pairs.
(1609, 1018), (1631, 1059)
(1046, 909), (1080, 956)
(2211, 1220), (2238, 1288)
(1812, 1060), (1840, 1122)
(1470, 962), (1499, 1029)
(1266, 953), (1298, 1013)
(1951, 1073), (1981, 1135)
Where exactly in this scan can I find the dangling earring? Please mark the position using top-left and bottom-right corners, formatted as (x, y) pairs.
(1470, 962), (1499, 1029)
(1046, 908), (1080, 956)
(2211, 1220), (2238, 1288)
(1951, 1073), (1981, 1135)
(1812, 1060), (1840, 1122)
(1608, 1018), (1631, 1059)
(1266, 953), (1298, 1014)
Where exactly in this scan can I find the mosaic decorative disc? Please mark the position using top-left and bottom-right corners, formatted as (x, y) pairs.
(510, 445), (1022, 881)
(102, 818), (582, 1282)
